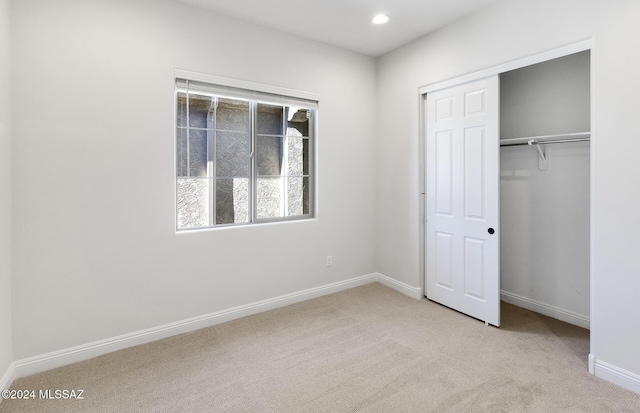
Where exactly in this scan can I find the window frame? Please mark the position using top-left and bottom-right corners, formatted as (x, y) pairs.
(174, 69), (319, 232)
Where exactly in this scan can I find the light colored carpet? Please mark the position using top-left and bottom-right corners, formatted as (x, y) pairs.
(2, 283), (640, 412)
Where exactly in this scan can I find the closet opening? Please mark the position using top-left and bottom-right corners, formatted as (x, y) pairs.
(499, 50), (591, 330)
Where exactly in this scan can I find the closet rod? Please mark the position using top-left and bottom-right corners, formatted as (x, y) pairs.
(500, 137), (590, 147)
(500, 132), (590, 147)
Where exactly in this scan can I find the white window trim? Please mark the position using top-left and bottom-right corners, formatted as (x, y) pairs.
(174, 69), (320, 102)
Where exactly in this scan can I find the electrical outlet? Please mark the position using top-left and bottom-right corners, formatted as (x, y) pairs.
(326, 256), (333, 267)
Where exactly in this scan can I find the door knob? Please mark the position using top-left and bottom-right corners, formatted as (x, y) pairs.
(488, 228), (495, 235)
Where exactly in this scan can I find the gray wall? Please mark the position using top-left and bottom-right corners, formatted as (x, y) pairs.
(500, 51), (590, 139)
(0, 0), (13, 387)
(11, 0), (378, 359)
(376, 0), (640, 384)
(500, 143), (590, 322)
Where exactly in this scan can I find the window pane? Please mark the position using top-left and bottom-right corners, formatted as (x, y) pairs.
(256, 136), (282, 176)
(302, 177), (310, 215)
(257, 104), (283, 135)
(286, 177), (310, 216)
(188, 93), (215, 128)
(189, 129), (208, 177)
(286, 136), (308, 176)
(216, 131), (250, 178)
(177, 92), (187, 127)
(303, 138), (309, 175)
(216, 98), (249, 131)
(216, 178), (249, 225)
(257, 177), (282, 219)
(177, 178), (210, 229)
(176, 128), (188, 177)
(287, 108), (309, 137)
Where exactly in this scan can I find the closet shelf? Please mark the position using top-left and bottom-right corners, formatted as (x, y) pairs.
(500, 131), (590, 147)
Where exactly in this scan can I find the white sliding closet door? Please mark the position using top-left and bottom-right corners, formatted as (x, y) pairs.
(425, 75), (500, 326)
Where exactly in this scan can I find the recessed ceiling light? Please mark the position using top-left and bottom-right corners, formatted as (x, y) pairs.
(372, 14), (389, 25)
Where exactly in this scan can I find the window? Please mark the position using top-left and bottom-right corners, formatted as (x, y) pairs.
(175, 75), (317, 230)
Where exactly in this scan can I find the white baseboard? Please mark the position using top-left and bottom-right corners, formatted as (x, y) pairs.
(500, 290), (590, 329)
(13, 273), (422, 379)
(590, 354), (640, 395)
(0, 362), (15, 398)
(376, 273), (423, 299)
(16, 275), (640, 397)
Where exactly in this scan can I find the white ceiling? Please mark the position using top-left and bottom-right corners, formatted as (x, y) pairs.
(177, 0), (502, 57)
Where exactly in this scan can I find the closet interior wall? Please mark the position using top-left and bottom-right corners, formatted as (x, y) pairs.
(499, 51), (591, 328)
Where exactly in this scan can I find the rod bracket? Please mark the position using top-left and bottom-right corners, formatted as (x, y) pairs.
(528, 139), (549, 171)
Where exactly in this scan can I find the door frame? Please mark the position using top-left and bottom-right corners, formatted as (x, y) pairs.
(418, 39), (593, 333)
